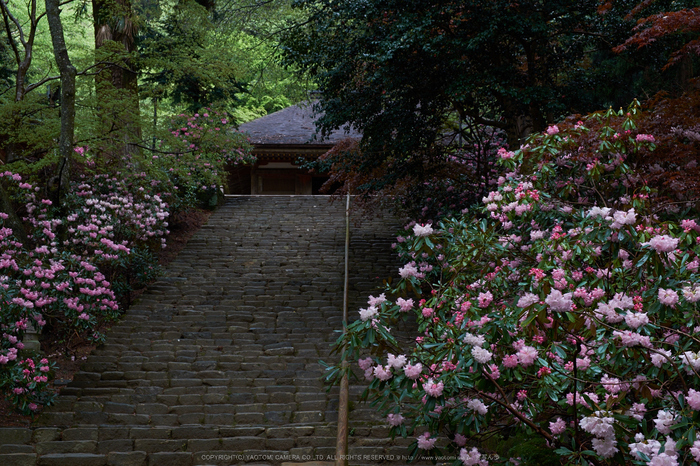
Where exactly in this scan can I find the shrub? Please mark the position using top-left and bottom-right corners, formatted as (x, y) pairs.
(153, 109), (254, 210)
(0, 168), (168, 413)
(335, 103), (700, 465)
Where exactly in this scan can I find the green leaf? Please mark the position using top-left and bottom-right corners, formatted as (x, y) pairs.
(636, 252), (651, 268)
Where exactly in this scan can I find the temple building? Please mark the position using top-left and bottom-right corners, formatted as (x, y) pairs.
(227, 103), (360, 195)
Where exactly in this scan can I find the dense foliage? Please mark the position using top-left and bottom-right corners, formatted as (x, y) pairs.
(0, 0), (308, 166)
(282, 0), (699, 208)
(315, 124), (507, 223)
(613, 1), (700, 72)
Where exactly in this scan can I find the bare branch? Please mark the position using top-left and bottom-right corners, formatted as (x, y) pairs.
(477, 383), (556, 444)
(24, 74), (62, 93)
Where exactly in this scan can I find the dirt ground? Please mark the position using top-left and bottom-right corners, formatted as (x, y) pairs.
(0, 208), (211, 427)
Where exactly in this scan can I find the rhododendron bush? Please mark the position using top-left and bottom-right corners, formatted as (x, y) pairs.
(153, 109), (254, 209)
(0, 169), (172, 414)
(337, 105), (700, 465)
(1, 110), (253, 414)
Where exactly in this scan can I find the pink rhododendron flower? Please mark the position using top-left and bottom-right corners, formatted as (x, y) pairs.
(464, 333), (486, 347)
(654, 410), (677, 434)
(477, 291), (493, 307)
(498, 147), (514, 159)
(471, 346), (493, 364)
(396, 297), (414, 311)
(650, 349), (672, 367)
(658, 288), (679, 307)
(387, 413), (405, 426)
(691, 439), (700, 462)
(546, 125), (559, 135)
(359, 305), (378, 321)
(413, 223), (434, 237)
(681, 218), (699, 232)
(459, 447), (486, 466)
(687, 388), (700, 411)
(387, 353), (407, 369)
(636, 133), (655, 142)
(645, 235), (679, 253)
(648, 452), (679, 466)
(580, 412), (615, 438)
(588, 206), (612, 218)
(517, 293), (539, 307)
(613, 330), (652, 347)
(516, 345), (538, 367)
(626, 403), (647, 421)
(545, 289), (573, 312)
(682, 285), (700, 302)
(416, 432), (436, 450)
(625, 312), (649, 329)
(399, 262), (420, 279)
(358, 357), (373, 371)
(467, 398), (488, 415)
(487, 364), (500, 380)
(680, 351), (700, 374)
(591, 437), (618, 459)
(512, 339), (525, 350)
(502, 354), (518, 368)
(629, 434), (662, 461)
(573, 356), (591, 371)
(403, 362), (423, 379)
(594, 301), (624, 323)
(611, 208), (636, 229)
(601, 374), (623, 394)
(423, 379), (444, 397)
(367, 293), (387, 306)
(373, 365), (392, 381)
(550, 417), (566, 435)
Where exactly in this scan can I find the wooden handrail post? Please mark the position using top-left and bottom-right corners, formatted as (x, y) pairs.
(336, 193), (351, 466)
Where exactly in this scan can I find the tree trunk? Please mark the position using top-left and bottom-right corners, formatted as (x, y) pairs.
(500, 97), (533, 149)
(1, 0), (39, 163)
(45, 0), (76, 207)
(92, 0), (141, 160)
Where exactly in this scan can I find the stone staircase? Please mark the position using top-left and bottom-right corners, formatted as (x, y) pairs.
(0, 196), (428, 466)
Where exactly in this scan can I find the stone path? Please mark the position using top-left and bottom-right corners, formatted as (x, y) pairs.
(0, 196), (424, 466)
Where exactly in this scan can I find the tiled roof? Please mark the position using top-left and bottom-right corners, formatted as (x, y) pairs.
(238, 102), (361, 145)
